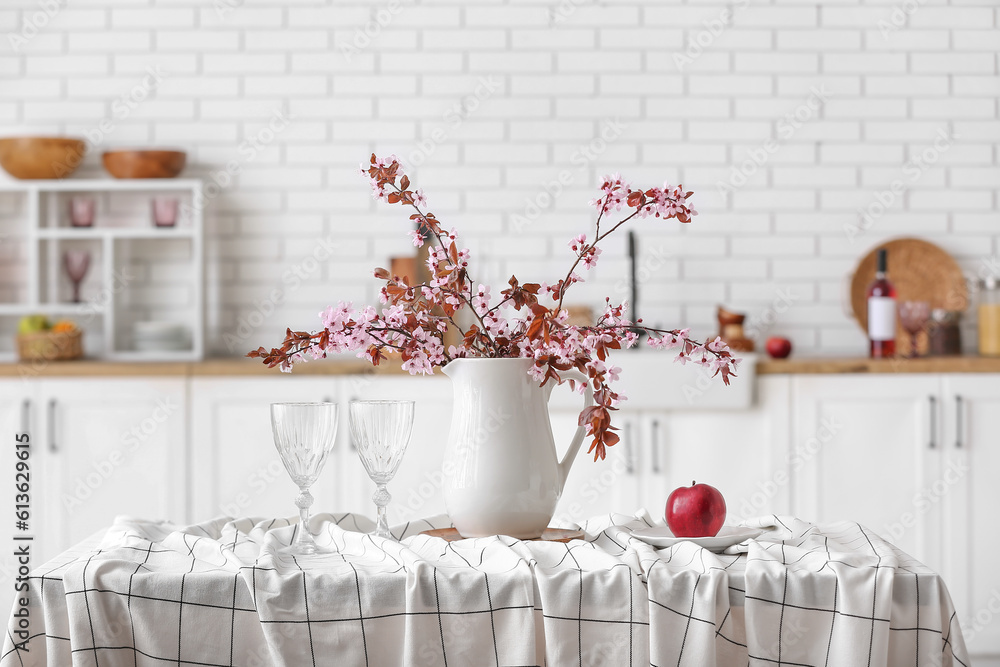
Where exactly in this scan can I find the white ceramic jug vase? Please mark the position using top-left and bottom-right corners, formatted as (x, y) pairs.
(441, 357), (594, 538)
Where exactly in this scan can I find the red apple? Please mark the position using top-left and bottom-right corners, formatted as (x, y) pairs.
(665, 481), (727, 538)
(765, 336), (793, 359)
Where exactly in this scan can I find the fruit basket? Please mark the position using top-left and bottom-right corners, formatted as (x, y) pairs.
(17, 329), (83, 362)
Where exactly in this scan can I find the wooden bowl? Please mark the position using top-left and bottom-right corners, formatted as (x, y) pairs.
(0, 137), (86, 179)
(102, 150), (186, 179)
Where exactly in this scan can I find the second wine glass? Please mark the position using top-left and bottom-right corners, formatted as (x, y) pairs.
(349, 400), (414, 540)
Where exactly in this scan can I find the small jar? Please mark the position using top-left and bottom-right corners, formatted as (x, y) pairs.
(928, 309), (962, 356)
(979, 276), (1000, 357)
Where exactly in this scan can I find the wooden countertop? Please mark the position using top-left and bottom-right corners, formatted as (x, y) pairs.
(0, 357), (404, 378)
(757, 356), (1000, 374)
(2, 356), (999, 378)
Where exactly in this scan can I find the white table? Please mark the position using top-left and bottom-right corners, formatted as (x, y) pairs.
(2, 512), (969, 666)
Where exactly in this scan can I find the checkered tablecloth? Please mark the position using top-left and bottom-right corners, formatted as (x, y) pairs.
(2, 512), (969, 667)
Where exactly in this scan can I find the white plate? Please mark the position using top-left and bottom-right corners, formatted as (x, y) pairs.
(629, 525), (763, 551)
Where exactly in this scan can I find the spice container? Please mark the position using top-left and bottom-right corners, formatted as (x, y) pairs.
(716, 306), (755, 352)
(979, 276), (1000, 357)
(928, 310), (962, 356)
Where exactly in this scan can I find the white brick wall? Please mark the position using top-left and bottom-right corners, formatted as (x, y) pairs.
(1, 0), (998, 356)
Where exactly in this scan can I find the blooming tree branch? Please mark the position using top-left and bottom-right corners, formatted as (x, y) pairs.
(248, 154), (739, 462)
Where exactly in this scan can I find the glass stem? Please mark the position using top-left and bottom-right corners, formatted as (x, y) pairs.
(293, 488), (316, 552)
(373, 484), (391, 539)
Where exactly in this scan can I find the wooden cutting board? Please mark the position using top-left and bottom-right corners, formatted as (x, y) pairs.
(850, 238), (968, 354)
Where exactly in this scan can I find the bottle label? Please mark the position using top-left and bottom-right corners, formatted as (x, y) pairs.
(868, 297), (897, 341)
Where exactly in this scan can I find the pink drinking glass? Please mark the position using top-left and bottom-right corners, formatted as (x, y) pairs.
(69, 197), (95, 227)
(899, 300), (931, 358)
(151, 197), (178, 228)
(63, 250), (91, 303)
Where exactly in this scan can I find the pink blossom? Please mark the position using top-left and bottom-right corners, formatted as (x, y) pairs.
(409, 230), (424, 248)
(320, 302), (353, 330)
(401, 351), (433, 375)
(707, 336), (728, 353)
(528, 363), (546, 383)
(609, 392), (626, 407)
(568, 234), (587, 253)
(472, 284), (492, 315)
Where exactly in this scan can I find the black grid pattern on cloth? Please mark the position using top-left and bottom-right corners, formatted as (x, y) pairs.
(0, 513), (970, 667)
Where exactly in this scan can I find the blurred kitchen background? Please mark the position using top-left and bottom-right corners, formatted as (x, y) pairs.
(3, 1), (1000, 663)
(2, 0), (998, 356)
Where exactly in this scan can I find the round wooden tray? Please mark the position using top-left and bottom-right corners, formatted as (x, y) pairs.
(850, 238), (968, 354)
(419, 527), (585, 542)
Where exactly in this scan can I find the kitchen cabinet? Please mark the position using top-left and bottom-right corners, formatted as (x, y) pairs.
(790, 373), (1000, 663)
(553, 372), (782, 526)
(0, 381), (32, 626)
(637, 376), (792, 522)
(941, 375), (1000, 659)
(36, 379), (187, 564)
(189, 377), (338, 522)
(790, 374), (943, 571)
(552, 408), (639, 525)
(189, 375), (454, 528)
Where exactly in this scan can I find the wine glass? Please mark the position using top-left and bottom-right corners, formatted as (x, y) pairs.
(349, 400), (414, 540)
(270, 402), (339, 554)
(63, 250), (91, 303)
(899, 301), (931, 358)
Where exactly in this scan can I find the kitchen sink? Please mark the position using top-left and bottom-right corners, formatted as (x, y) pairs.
(549, 351), (758, 411)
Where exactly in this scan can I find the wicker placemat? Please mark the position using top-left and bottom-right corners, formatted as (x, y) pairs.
(419, 527), (585, 542)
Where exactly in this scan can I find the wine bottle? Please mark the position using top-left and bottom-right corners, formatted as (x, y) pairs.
(867, 248), (897, 358)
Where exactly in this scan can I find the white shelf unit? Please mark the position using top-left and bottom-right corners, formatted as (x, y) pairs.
(0, 178), (204, 362)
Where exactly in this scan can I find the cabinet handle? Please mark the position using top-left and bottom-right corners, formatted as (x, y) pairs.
(928, 396), (937, 449)
(650, 419), (661, 474)
(955, 395), (963, 449)
(623, 422), (634, 475)
(20, 399), (31, 441)
(48, 399), (57, 453)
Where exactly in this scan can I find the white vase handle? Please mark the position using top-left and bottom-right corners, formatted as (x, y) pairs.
(552, 369), (595, 491)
